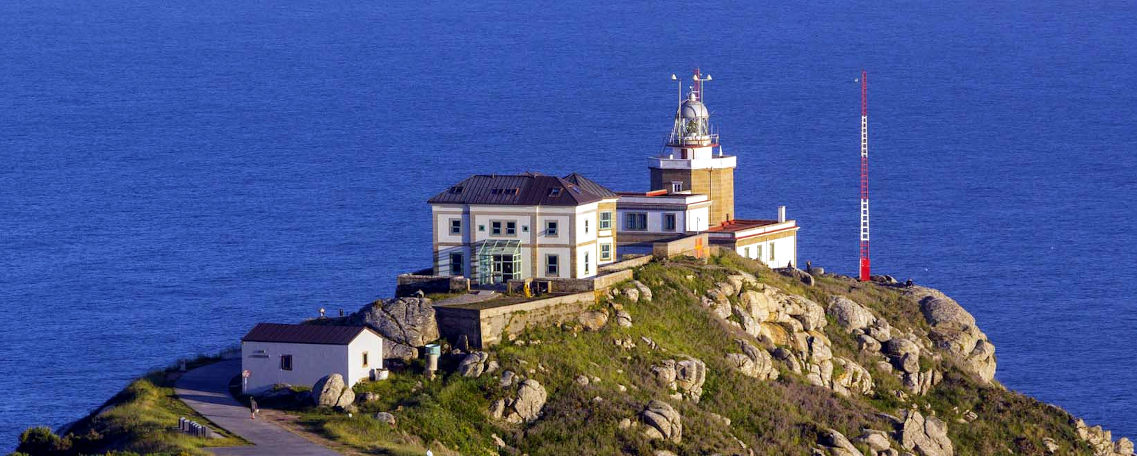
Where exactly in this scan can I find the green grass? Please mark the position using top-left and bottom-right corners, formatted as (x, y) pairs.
(22, 252), (1103, 455)
(14, 354), (246, 456)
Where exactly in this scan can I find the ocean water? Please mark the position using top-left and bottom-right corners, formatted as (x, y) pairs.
(2, 0), (1135, 450)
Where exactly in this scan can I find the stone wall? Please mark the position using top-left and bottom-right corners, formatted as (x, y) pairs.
(477, 291), (598, 347)
(652, 233), (710, 258)
(600, 254), (653, 273)
(434, 291), (604, 349)
(396, 274), (470, 297)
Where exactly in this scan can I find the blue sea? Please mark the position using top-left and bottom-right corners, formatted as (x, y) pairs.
(2, 0), (1135, 451)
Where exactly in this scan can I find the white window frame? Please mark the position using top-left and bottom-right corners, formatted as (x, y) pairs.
(449, 218), (461, 235)
(600, 243), (612, 261)
(546, 220), (559, 237)
(599, 211), (612, 230)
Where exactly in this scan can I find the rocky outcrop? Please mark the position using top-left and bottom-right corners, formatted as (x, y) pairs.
(816, 428), (861, 456)
(899, 409), (953, 456)
(490, 379), (548, 424)
(856, 429), (894, 454)
(349, 297), (439, 360)
(907, 287), (996, 383)
(725, 339), (779, 381)
(777, 267), (815, 286)
(633, 280), (653, 302)
(1074, 419), (1136, 456)
(651, 358), (707, 401)
(457, 351), (490, 377)
(311, 373), (355, 408)
(832, 357), (873, 396)
(640, 400), (682, 443)
(578, 310), (609, 331)
(374, 411), (396, 426)
(615, 310), (633, 328)
(827, 296), (876, 332)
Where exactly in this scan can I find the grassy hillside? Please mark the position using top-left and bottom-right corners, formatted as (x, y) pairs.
(283, 252), (1098, 455)
(10, 357), (244, 456)
(12, 252), (1109, 455)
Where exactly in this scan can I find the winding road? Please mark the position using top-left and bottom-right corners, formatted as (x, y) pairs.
(175, 359), (341, 456)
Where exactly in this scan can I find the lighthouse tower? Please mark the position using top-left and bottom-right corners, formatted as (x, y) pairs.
(649, 70), (737, 226)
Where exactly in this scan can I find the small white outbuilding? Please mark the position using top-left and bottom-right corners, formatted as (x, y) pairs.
(240, 323), (384, 395)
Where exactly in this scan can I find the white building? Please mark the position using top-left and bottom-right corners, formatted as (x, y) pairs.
(615, 190), (711, 254)
(705, 206), (799, 269)
(240, 323), (384, 395)
(429, 173), (619, 284)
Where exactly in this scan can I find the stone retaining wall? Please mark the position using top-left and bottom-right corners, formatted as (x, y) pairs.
(434, 290), (603, 349)
(396, 274), (470, 297)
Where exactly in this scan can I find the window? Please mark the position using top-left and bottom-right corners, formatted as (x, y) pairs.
(490, 188), (518, 195)
(548, 188), (562, 197)
(362, 352), (369, 367)
(745, 247), (751, 258)
(584, 252), (590, 275)
(450, 253), (463, 276)
(769, 243), (775, 261)
(448, 185), (463, 194)
(624, 213), (647, 231)
(280, 354), (293, 371)
(522, 225), (529, 233)
(491, 221), (502, 235)
(449, 219), (461, 235)
(478, 224), (485, 232)
(599, 211), (612, 230)
(600, 243), (612, 261)
(584, 219), (589, 234)
(546, 221), (558, 236)
(671, 181), (683, 192)
(506, 221), (517, 236)
(663, 213), (677, 231)
(756, 245), (763, 260)
(546, 254), (559, 276)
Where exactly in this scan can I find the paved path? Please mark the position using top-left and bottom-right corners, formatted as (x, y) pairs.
(175, 359), (341, 456)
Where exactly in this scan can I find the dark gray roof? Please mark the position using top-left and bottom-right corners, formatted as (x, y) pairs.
(562, 173), (618, 199)
(242, 323), (375, 345)
(428, 173), (616, 206)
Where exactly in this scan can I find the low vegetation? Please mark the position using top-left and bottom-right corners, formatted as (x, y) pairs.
(11, 355), (244, 456)
(14, 251), (1108, 455)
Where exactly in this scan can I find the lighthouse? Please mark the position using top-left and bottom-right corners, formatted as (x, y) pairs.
(649, 69), (737, 226)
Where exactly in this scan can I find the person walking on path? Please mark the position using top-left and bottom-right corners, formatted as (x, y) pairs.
(249, 397), (258, 420)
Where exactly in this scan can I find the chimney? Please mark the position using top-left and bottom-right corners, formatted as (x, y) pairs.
(778, 206), (786, 223)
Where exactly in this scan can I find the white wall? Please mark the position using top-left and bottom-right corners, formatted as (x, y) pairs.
(616, 209), (686, 234)
(241, 341), (349, 395)
(345, 331), (384, 387)
(575, 243), (598, 278)
(737, 235), (797, 269)
(241, 333), (384, 395)
(687, 207), (709, 232)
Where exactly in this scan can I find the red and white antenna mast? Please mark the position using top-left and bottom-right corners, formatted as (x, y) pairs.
(859, 70), (871, 282)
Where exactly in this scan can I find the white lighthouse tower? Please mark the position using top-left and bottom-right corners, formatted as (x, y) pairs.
(649, 69), (737, 226)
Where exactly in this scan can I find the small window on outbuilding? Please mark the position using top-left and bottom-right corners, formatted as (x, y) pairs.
(362, 352), (369, 368)
(280, 354), (293, 371)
